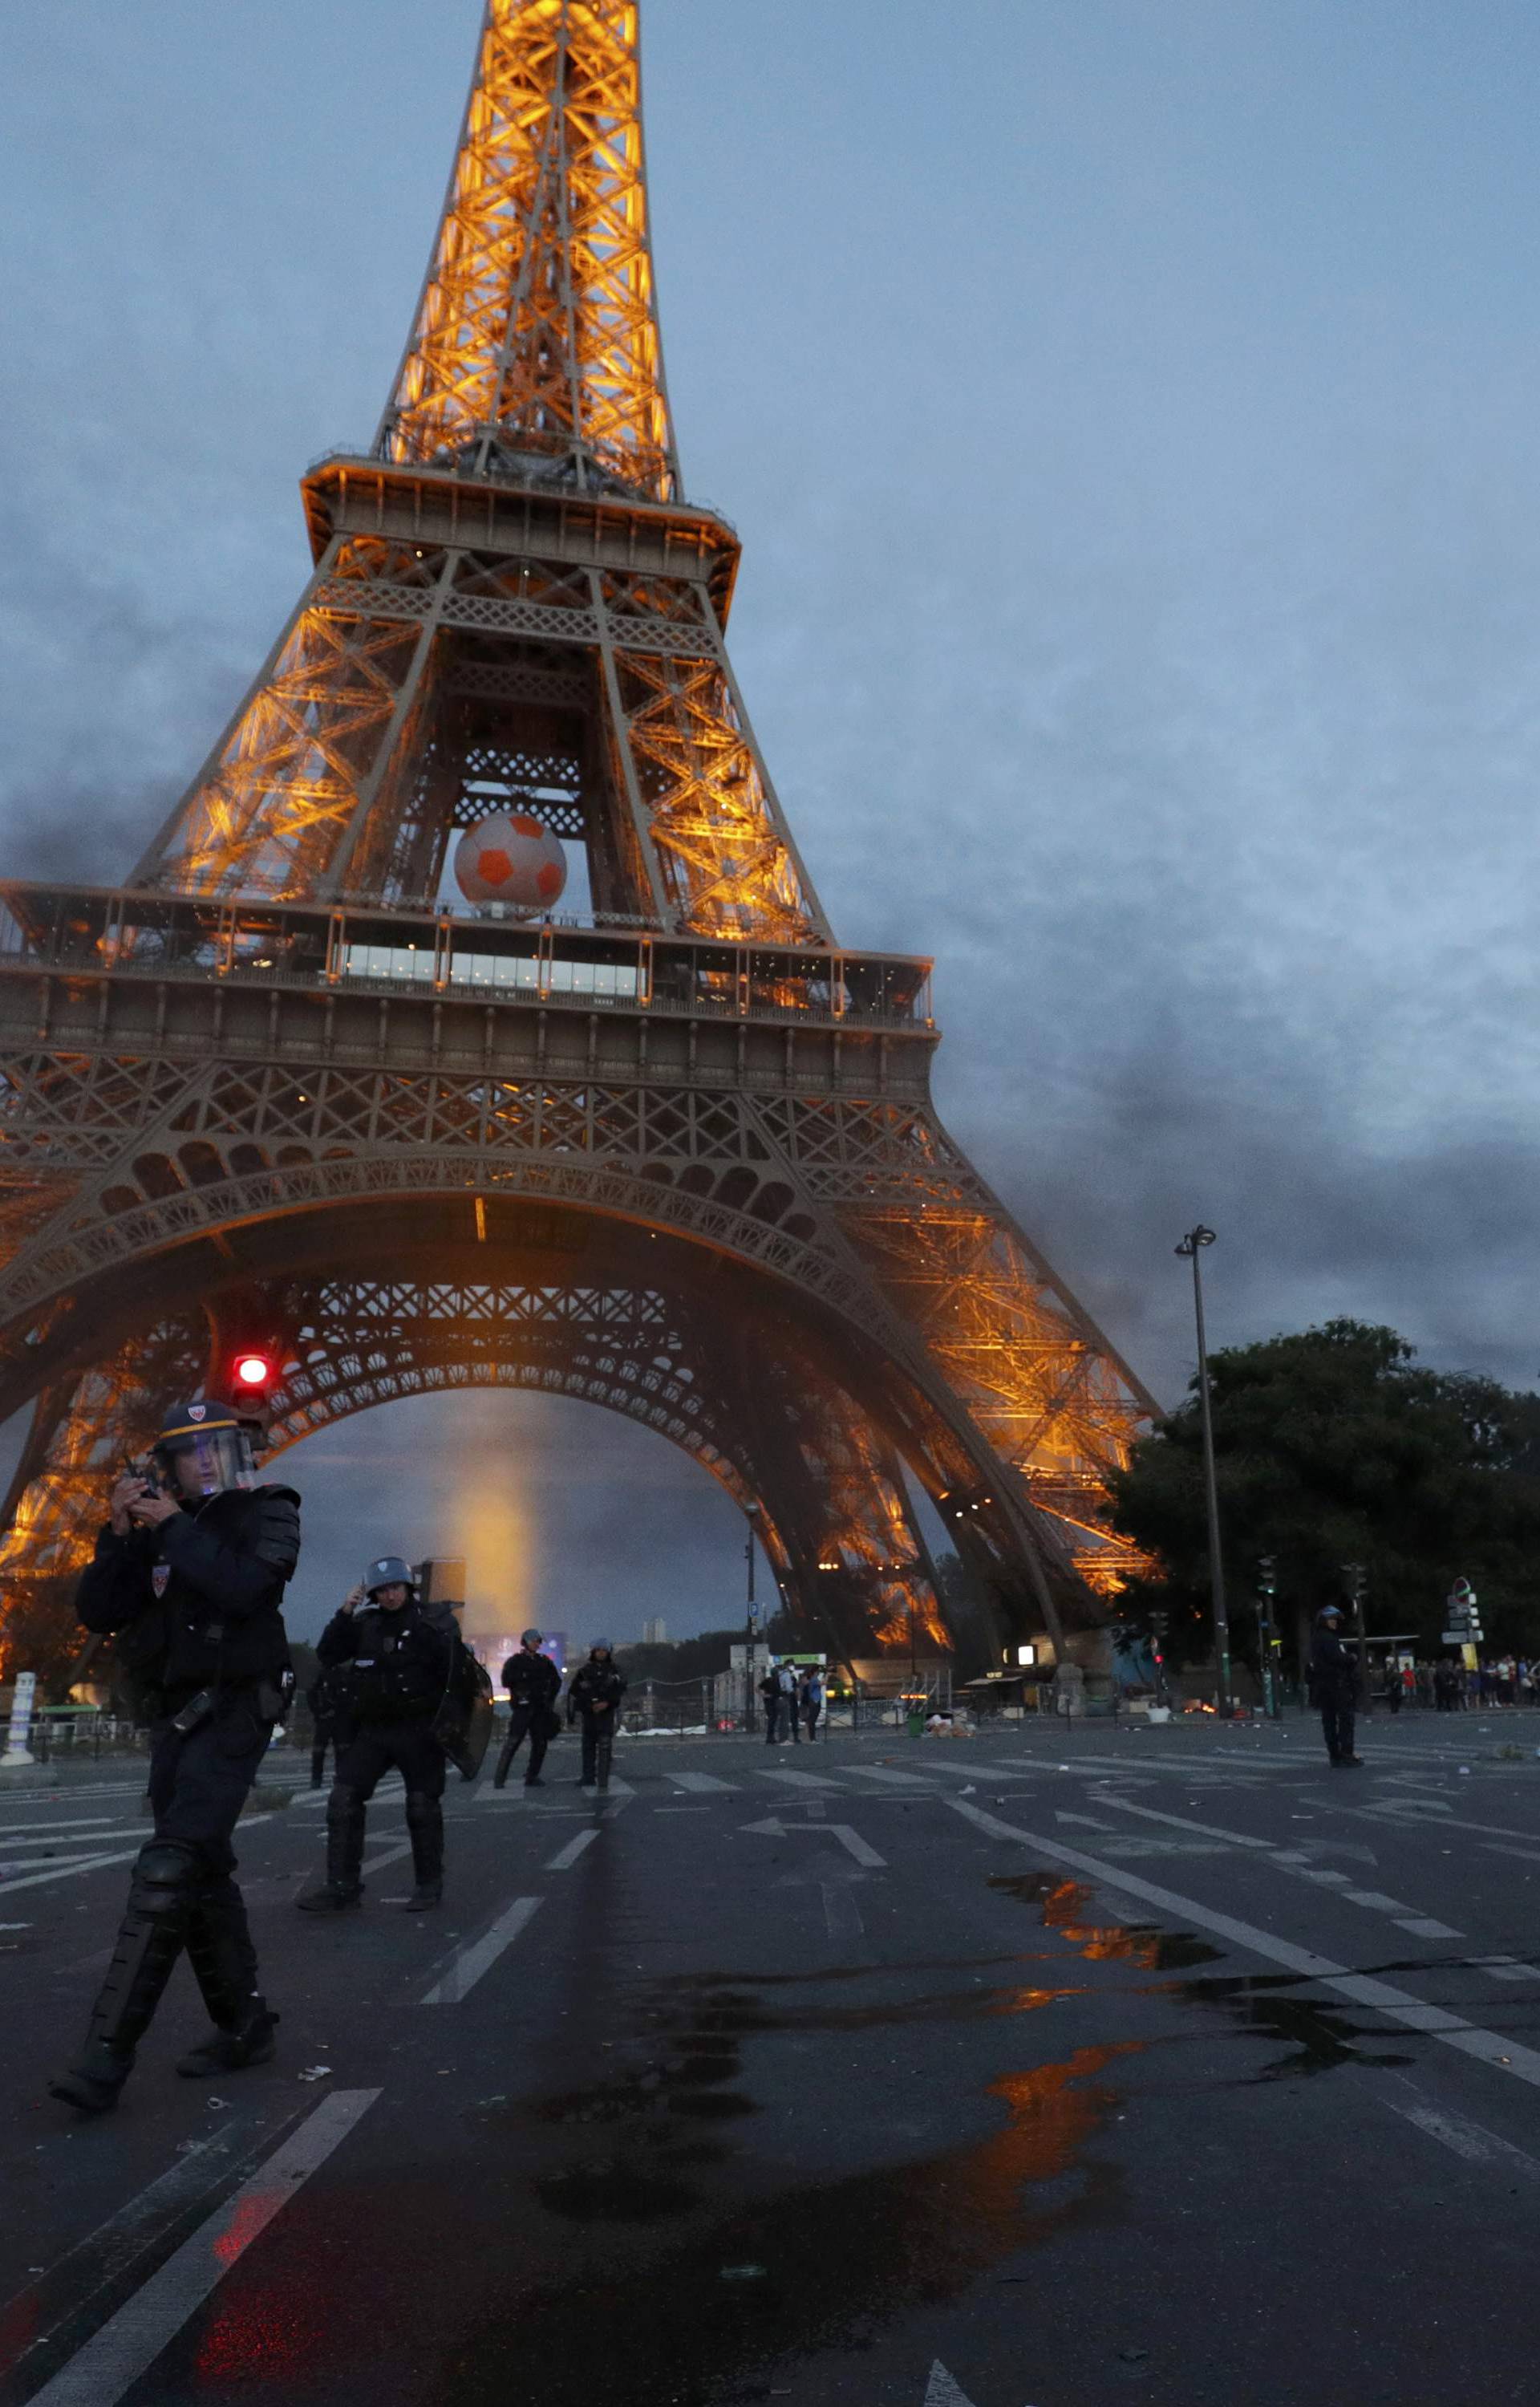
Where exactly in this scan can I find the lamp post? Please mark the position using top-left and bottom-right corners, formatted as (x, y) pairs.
(1175, 1224), (1233, 1715)
(744, 1501), (761, 1734)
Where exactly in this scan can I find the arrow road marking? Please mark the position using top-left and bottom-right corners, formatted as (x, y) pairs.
(740, 1817), (886, 1866)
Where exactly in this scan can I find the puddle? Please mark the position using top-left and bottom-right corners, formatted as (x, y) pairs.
(451, 2036), (1140, 2407)
(1161, 1973), (1415, 2080)
(990, 1871), (1222, 1969)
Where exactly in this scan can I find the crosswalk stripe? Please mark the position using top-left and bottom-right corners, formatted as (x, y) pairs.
(759, 1768), (845, 1792)
(844, 1766), (946, 1791)
(671, 1771), (740, 1792)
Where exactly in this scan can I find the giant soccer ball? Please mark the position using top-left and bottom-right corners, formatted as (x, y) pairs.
(452, 810), (568, 912)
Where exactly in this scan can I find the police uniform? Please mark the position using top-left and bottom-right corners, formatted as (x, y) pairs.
(306, 1666), (350, 1788)
(1309, 1611), (1363, 1767)
(298, 1561), (453, 1910)
(49, 1402), (300, 2116)
(566, 1650), (628, 1789)
(492, 1634), (562, 1788)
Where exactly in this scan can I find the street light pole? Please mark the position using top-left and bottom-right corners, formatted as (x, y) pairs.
(1176, 1224), (1233, 1715)
(744, 1502), (760, 1734)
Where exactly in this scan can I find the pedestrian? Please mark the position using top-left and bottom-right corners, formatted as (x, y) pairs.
(306, 1664), (347, 1788)
(780, 1661), (801, 1743)
(1433, 1658), (1458, 1711)
(49, 1401), (301, 2115)
(1307, 1603), (1363, 1768)
(492, 1628), (562, 1788)
(800, 1666), (825, 1742)
(760, 1665), (782, 1744)
(567, 1642), (627, 1790)
(297, 1557), (455, 1914)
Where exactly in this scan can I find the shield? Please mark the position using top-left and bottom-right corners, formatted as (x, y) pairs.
(431, 1642), (495, 1780)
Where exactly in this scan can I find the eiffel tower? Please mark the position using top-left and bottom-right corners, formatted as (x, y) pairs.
(0, 0), (1155, 1674)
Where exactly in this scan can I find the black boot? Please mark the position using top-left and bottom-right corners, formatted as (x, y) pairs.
(491, 1733), (519, 1792)
(297, 1784), (366, 1912)
(403, 1789), (443, 1909)
(50, 1841), (201, 2115)
(177, 1880), (279, 2076)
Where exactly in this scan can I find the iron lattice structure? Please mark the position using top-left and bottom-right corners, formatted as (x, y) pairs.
(0, 0), (1156, 1674)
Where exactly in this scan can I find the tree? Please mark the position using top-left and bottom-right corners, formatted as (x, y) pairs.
(1108, 1319), (1540, 1667)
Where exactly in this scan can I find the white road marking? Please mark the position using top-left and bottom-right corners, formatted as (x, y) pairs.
(0, 1846), (142, 1898)
(1055, 1811), (1118, 1830)
(1342, 1890), (1413, 1912)
(360, 1839), (415, 1877)
(545, 1829), (599, 1871)
(1295, 1869), (1351, 1885)
(0, 1817), (133, 1841)
(670, 1771), (740, 1792)
(1483, 1842), (1540, 1866)
(1390, 2098), (1540, 2176)
(950, 1799), (1540, 2093)
(23, 2089), (381, 2407)
(1474, 1955), (1540, 1983)
(845, 1766), (950, 1791)
(821, 1877), (865, 1942)
(1088, 1795), (1271, 1849)
(1394, 1917), (1463, 1940)
(739, 1816), (885, 1866)
(829, 1825), (886, 1867)
(759, 1768), (846, 1792)
(421, 1897), (542, 2003)
(926, 2362), (985, 2406)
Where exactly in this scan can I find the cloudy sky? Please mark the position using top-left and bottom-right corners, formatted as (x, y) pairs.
(5, 2), (1540, 1642)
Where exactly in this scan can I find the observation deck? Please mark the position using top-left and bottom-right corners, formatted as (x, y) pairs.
(0, 883), (937, 1101)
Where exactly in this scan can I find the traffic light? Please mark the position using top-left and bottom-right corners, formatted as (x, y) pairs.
(1255, 1554), (1277, 1598)
(1341, 1561), (1368, 1606)
(214, 1343), (280, 1416)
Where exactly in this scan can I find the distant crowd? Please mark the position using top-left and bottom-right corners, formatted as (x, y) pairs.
(1388, 1656), (1537, 1711)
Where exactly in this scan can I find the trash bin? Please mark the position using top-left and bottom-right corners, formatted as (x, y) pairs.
(906, 1709), (925, 1737)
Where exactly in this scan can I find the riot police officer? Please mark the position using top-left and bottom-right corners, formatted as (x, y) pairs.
(1309, 1603), (1364, 1768)
(306, 1663), (350, 1788)
(297, 1557), (453, 1913)
(566, 1642), (628, 1791)
(49, 1402), (301, 2116)
(492, 1629), (562, 1788)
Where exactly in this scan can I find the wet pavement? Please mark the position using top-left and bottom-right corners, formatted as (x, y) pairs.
(2, 1715), (1539, 2403)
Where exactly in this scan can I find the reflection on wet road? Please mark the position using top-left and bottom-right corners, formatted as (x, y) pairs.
(6, 1721), (1540, 2405)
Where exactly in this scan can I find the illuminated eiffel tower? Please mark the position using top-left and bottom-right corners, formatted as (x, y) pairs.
(0, 0), (1154, 1672)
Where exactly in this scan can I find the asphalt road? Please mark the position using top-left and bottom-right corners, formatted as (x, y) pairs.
(2, 1711), (1539, 2406)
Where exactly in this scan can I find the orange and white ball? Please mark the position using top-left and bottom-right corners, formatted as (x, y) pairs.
(452, 811), (568, 912)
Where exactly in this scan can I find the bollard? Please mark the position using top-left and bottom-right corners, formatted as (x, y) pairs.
(2, 1670), (38, 1767)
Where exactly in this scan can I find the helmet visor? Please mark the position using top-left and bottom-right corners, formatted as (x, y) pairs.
(159, 1426), (257, 1496)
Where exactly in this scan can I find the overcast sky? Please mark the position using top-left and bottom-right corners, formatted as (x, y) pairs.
(5, 2), (1540, 1643)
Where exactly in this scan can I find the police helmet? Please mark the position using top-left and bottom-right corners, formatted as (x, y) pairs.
(364, 1555), (415, 1598)
(590, 1639), (614, 1657)
(521, 1627), (543, 1646)
(1316, 1604), (1344, 1622)
(152, 1402), (257, 1498)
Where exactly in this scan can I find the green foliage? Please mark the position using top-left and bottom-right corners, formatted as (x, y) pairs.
(1108, 1319), (1540, 1663)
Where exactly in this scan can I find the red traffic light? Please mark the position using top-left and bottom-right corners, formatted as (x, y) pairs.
(233, 1353), (273, 1390)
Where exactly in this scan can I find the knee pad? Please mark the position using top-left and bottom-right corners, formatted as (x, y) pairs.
(130, 1838), (205, 1921)
(405, 1790), (441, 1832)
